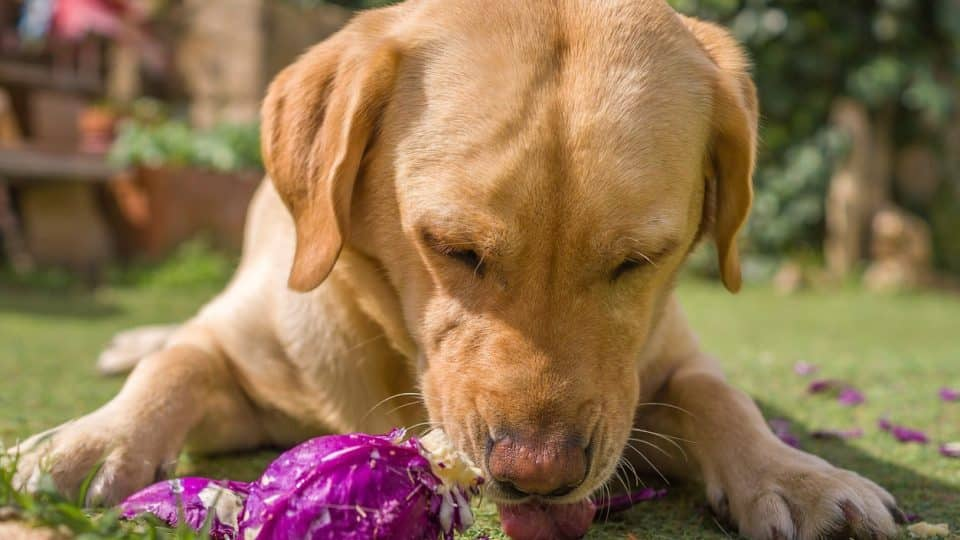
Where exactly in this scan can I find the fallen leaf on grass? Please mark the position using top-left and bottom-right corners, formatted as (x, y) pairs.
(939, 442), (960, 458)
(769, 418), (800, 448)
(878, 418), (929, 444)
(793, 362), (818, 376)
(807, 380), (865, 406)
(837, 387), (865, 406)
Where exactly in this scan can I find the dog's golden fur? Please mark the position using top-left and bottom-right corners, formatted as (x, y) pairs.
(13, 1), (901, 538)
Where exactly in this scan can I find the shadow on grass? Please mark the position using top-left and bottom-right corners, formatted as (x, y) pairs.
(755, 401), (960, 529)
(0, 285), (122, 319)
(603, 399), (959, 539)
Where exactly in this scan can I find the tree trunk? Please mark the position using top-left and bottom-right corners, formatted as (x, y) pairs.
(177, 0), (264, 128)
(824, 98), (893, 277)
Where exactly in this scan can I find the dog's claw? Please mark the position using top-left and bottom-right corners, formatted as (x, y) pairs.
(886, 505), (909, 525)
(769, 525), (789, 540)
(711, 493), (731, 522)
(839, 499), (865, 527)
(709, 451), (899, 540)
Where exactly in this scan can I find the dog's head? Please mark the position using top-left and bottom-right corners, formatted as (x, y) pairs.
(262, 0), (756, 510)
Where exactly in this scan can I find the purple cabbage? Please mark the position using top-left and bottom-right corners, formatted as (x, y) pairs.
(120, 430), (482, 540)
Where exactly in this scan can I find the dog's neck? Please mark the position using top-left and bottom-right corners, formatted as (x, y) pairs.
(329, 245), (419, 362)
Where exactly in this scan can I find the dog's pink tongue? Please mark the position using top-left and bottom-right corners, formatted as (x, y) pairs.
(498, 500), (597, 540)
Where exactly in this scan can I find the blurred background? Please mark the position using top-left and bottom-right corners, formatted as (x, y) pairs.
(0, 0), (957, 293)
(0, 3), (957, 537)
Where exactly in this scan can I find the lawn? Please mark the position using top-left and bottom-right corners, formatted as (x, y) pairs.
(1, 257), (957, 539)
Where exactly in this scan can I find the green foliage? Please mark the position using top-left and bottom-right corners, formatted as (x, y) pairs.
(929, 186), (960, 273)
(109, 121), (263, 173)
(747, 127), (849, 253)
(668, 0), (958, 259)
(0, 239), (236, 292)
(0, 450), (206, 539)
(106, 239), (237, 290)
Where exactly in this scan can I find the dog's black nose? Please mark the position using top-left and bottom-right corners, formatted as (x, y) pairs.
(485, 432), (587, 497)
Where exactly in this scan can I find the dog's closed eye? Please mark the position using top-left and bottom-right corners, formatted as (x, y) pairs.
(445, 248), (485, 275)
(611, 258), (648, 281)
(610, 238), (678, 282)
(422, 231), (487, 277)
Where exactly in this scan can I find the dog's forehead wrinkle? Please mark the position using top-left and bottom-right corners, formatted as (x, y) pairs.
(399, 0), (714, 161)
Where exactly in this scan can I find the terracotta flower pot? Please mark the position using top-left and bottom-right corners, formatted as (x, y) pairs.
(109, 165), (261, 258)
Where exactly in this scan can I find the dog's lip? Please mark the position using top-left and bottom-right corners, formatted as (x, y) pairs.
(484, 481), (595, 506)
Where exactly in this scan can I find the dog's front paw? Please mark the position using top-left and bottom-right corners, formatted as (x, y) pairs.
(6, 412), (179, 506)
(707, 448), (905, 540)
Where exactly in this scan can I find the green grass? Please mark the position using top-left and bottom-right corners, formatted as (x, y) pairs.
(1, 262), (958, 538)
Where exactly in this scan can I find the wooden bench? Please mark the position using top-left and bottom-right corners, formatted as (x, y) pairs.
(0, 146), (123, 273)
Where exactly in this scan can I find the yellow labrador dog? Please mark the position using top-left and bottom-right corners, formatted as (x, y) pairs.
(14, 1), (903, 538)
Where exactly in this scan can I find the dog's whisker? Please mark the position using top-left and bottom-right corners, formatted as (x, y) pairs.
(631, 427), (695, 444)
(618, 455), (642, 486)
(403, 421), (443, 435)
(625, 442), (670, 486)
(627, 437), (672, 460)
(360, 391), (425, 423)
(430, 240), (477, 249)
(619, 237), (662, 268)
(404, 420), (440, 429)
(635, 251), (658, 268)
(474, 251), (486, 278)
(611, 468), (632, 522)
(712, 514), (734, 538)
(621, 457), (643, 487)
(635, 402), (696, 418)
(632, 428), (691, 461)
(613, 463), (631, 493)
(381, 400), (427, 419)
(342, 333), (388, 355)
(595, 479), (613, 523)
(604, 479), (617, 522)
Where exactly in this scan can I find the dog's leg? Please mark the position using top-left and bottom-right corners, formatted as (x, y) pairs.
(96, 324), (180, 375)
(10, 342), (264, 506)
(631, 360), (904, 540)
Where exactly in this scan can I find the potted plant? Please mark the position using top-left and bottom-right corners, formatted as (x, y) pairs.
(107, 119), (263, 258)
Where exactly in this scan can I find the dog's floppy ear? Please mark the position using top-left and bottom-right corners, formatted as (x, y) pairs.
(682, 16), (758, 293)
(261, 18), (400, 292)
